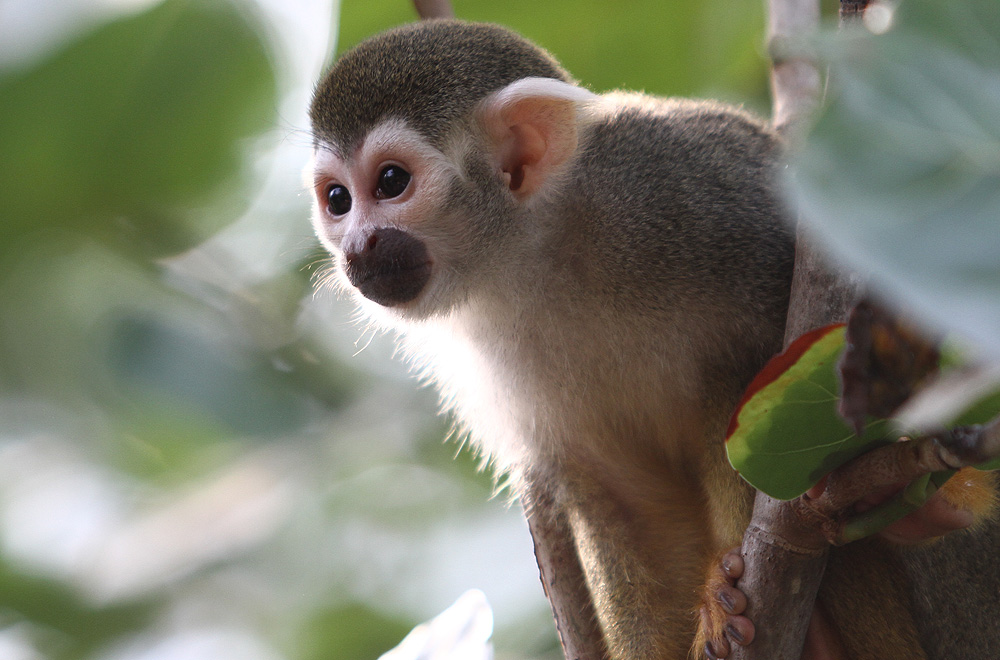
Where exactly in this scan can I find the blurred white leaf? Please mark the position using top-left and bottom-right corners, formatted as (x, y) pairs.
(379, 589), (494, 660)
(787, 0), (1000, 359)
(0, 435), (125, 577)
(0, 624), (44, 660)
(100, 628), (283, 660)
(895, 363), (1000, 433)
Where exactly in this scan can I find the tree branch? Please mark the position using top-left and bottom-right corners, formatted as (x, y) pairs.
(523, 478), (606, 660)
(839, 0), (871, 23)
(733, 245), (861, 660)
(732, 2), (854, 659)
(767, 0), (822, 135)
(412, 0), (455, 20)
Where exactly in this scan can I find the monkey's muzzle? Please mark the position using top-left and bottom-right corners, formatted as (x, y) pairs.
(343, 227), (432, 307)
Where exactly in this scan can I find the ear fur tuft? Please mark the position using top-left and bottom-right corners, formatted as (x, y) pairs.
(479, 78), (598, 199)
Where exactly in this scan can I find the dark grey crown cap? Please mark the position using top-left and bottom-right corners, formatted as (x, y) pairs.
(309, 20), (573, 154)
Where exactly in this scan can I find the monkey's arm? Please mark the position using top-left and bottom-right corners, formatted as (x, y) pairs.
(547, 455), (725, 660)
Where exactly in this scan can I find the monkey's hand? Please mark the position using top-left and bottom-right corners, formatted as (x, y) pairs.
(695, 549), (754, 659)
(871, 467), (997, 544)
(801, 439), (999, 546)
(834, 298), (999, 543)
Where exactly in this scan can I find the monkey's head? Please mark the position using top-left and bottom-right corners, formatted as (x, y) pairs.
(308, 20), (596, 321)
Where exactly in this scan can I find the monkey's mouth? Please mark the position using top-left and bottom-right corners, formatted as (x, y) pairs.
(343, 228), (432, 307)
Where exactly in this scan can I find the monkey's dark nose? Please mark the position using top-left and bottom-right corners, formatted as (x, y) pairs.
(343, 227), (432, 306)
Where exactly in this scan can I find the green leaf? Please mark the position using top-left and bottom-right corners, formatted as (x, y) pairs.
(727, 323), (1000, 502)
(337, 0), (771, 108)
(0, 555), (159, 660)
(726, 325), (893, 500)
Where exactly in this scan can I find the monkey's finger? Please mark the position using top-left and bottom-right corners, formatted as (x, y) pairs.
(702, 626), (731, 659)
(725, 615), (755, 647)
(876, 469), (995, 544)
(699, 605), (731, 659)
(703, 614), (754, 660)
(877, 491), (973, 544)
(716, 584), (747, 615)
(720, 550), (744, 581)
(698, 549), (752, 658)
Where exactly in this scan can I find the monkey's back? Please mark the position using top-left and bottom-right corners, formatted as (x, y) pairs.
(568, 94), (795, 405)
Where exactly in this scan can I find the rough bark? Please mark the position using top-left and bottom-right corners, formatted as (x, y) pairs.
(733, 242), (861, 660)
(524, 479), (607, 660)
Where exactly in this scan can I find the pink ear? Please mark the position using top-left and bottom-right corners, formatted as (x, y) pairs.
(479, 78), (596, 199)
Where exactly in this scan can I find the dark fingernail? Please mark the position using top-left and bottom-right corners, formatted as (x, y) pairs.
(726, 623), (746, 645)
(719, 591), (736, 613)
(721, 558), (733, 574)
(704, 642), (720, 660)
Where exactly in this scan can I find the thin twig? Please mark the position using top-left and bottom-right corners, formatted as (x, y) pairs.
(767, 0), (822, 135)
(840, 0), (871, 24)
(413, 0), (455, 19)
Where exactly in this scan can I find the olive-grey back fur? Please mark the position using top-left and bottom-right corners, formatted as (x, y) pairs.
(310, 20), (572, 154)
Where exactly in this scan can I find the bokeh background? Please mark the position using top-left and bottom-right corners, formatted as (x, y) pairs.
(0, 1), (781, 658)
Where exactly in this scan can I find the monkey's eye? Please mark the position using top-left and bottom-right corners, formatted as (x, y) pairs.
(327, 184), (352, 216)
(375, 165), (411, 199)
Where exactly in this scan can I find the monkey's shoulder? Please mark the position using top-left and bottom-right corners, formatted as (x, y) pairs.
(570, 92), (786, 236)
(556, 92), (793, 318)
(580, 92), (779, 179)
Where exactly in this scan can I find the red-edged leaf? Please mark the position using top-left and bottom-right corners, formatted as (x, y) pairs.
(726, 325), (893, 500)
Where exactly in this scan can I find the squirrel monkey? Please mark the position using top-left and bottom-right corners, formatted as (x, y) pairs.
(308, 20), (997, 660)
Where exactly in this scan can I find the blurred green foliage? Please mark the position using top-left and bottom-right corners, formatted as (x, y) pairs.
(338, 0), (772, 108)
(0, 1), (778, 659)
(0, 557), (157, 659)
(296, 603), (413, 660)
(0, 0), (275, 259)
